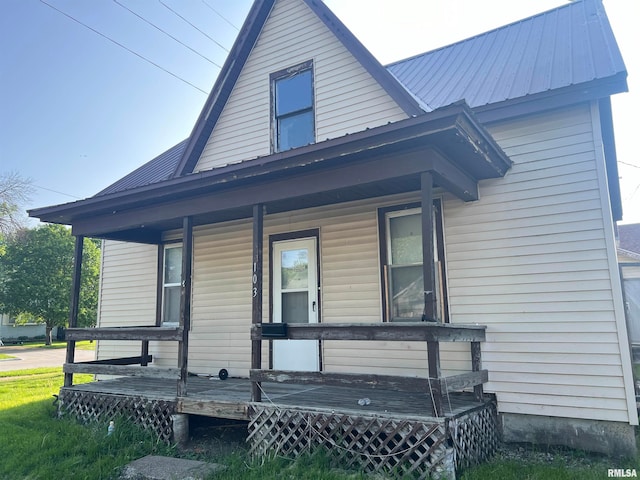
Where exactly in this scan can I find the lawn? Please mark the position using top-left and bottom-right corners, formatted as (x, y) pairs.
(0, 353), (16, 359)
(0, 368), (638, 479)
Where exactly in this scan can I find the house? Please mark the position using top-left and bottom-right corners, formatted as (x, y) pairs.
(618, 224), (640, 355)
(30, 0), (635, 472)
(0, 312), (56, 344)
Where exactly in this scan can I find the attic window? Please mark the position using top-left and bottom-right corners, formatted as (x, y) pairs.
(271, 60), (315, 152)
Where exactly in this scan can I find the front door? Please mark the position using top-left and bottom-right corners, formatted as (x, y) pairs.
(272, 237), (319, 371)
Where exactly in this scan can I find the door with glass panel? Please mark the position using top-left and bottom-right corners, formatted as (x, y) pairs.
(272, 237), (319, 371)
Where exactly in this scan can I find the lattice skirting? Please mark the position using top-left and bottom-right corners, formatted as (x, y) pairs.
(58, 389), (177, 443)
(449, 403), (499, 470)
(248, 402), (498, 480)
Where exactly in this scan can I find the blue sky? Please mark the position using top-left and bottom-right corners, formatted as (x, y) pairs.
(1, 0), (639, 224)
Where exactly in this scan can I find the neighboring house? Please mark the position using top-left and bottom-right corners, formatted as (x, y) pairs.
(31, 0), (636, 460)
(0, 312), (54, 343)
(618, 224), (640, 351)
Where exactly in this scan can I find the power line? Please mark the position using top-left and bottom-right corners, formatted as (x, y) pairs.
(619, 160), (640, 170)
(201, 0), (240, 31)
(34, 184), (82, 200)
(39, 0), (209, 95)
(159, 0), (230, 54)
(113, 0), (222, 69)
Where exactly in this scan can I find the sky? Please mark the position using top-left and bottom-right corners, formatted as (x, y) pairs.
(1, 0), (639, 226)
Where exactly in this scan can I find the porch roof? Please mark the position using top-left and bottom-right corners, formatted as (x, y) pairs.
(29, 102), (510, 243)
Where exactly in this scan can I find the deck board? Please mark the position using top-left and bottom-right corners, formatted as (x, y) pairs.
(64, 376), (488, 421)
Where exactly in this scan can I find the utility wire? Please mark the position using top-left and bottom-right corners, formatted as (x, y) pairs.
(159, 0), (230, 54)
(39, 0), (208, 95)
(34, 184), (82, 200)
(619, 160), (640, 170)
(201, 0), (240, 31)
(113, 0), (222, 69)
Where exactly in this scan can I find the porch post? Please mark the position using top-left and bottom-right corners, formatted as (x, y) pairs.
(421, 172), (436, 321)
(64, 235), (84, 388)
(421, 172), (443, 416)
(177, 216), (193, 397)
(251, 204), (264, 402)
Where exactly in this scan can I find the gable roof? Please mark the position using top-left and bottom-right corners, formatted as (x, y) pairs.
(171, 0), (424, 179)
(93, 0), (628, 199)
(387, 0), (626, 117)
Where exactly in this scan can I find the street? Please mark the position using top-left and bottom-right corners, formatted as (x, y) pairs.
(0, 344), (95, 372)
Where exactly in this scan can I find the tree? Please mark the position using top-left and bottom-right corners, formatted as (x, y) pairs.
(0, 171), (33, 236)
(0, 224), (100, 344)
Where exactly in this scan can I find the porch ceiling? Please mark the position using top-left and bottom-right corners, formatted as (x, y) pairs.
(29, 102), (510, 243)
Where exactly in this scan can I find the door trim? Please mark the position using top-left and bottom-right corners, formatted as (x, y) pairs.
(268, 228), (321, 370)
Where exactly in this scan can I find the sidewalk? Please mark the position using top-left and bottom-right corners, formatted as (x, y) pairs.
(0, 344), (95, 371)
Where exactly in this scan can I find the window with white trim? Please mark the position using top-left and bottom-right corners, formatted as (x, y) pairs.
(379, 202), (448, 322)
(162, 244), (182, 326)
(271, 60), (314, 152)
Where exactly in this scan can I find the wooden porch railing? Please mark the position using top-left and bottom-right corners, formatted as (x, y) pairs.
(249, 322), (487, 417)
(63, 326), (184, 383)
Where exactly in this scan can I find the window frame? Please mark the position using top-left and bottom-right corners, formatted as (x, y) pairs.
(159, 243), (183, 327)
(270, 60), (315, 153)
(377, 199), (449, 323)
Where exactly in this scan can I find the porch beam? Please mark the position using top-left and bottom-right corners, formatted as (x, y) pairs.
(177, 216), (193, 397)
(251, 204), (264, 402)
(72, 149), (478, 237)
(64, 235), (84, 388)
(251, 322), (486, 342)
(66, 326), (182, 341)
(63, 363), (180, 379)
(431, 156), (478, 202)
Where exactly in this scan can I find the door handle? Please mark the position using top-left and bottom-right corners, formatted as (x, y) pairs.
(312, 301), (317, 312)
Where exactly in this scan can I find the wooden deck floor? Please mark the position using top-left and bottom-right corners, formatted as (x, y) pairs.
(64, 376), (489, 421)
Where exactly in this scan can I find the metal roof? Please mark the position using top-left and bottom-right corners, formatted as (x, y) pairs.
(387, 0), (626, 111)
(96, 139), (187, 196)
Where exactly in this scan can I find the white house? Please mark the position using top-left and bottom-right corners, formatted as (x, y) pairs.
(31, 0), (635, 466)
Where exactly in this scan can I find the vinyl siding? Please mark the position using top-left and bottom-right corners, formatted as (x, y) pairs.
(444, 103), (632, 423)
(96, 103), (633, 424)
(194, 0), (406, 172)
(96, 240), (157, 361)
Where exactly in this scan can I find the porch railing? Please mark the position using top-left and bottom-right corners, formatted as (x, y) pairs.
(249, 322), (487, 417)
(63, 326), (184, 383)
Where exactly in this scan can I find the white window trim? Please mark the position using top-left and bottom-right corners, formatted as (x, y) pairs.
(161, 243), (182, 327)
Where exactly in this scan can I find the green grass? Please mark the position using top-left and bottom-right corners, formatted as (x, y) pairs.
(0, 353), (16, 360)
(0, 368), (174, 480)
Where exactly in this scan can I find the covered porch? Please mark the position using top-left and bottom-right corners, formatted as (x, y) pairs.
(31, 101), (510, 479)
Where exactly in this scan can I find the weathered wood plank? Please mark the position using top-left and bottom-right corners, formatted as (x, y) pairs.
(439, 370), (488, 393)
(251, 369), (432, 392)
(178, 216), (194, 397)
(251, 322), (486, 342)
(251, 204), (264, 403)
(83, 355), (152, 366)
(250, 369), (487, 394)
(471, 341), (484, 401)
(178, 398), (249, 420)
(66, 326), (182, 341)
(63, 363), (180, 379)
